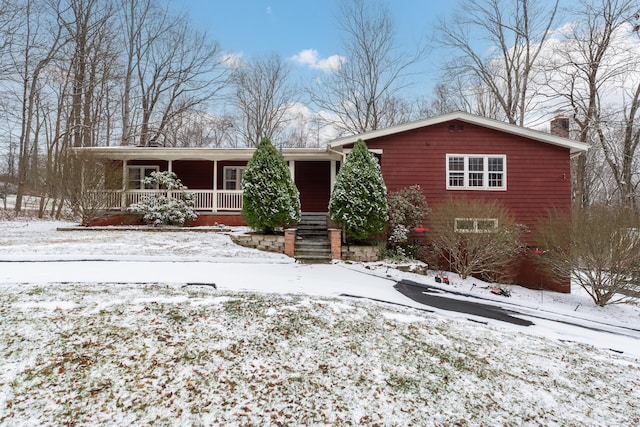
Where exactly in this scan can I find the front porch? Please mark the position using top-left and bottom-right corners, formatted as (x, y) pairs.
(75, 146), (343, 224)
(99, 189), (244, 212)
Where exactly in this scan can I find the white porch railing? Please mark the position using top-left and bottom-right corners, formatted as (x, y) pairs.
(99, 190), (243, 212)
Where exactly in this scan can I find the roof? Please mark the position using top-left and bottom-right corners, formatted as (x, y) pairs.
(72, 146), (341, 161)
(328, 111), (590, 154)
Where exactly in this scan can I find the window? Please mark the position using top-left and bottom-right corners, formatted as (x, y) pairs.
(455, 218), (498, 233)
(127, 166), (159, 189)
(223, 166), (245, 190)
(446, 154), (506, 190)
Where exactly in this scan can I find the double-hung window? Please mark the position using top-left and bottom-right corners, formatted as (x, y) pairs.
(127, 166), (159, 189)
(223, 166), (245, 190)
(446, 154), (506, 190)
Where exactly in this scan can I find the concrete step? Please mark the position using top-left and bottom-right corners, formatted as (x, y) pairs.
(297, 221), (327, 227)
(296, 225), (327, 235)
(298, 214), (328, 226)
(296, 249), (331, 259)
(294, 214), (331, 262)
(295, 244), (330, 253)
(295, 255), (332, 264)
(296, 231), (328, 242)
(300, 212), (327, 218)
(295, 239), (331, 261)
(296, 236), (331, 248)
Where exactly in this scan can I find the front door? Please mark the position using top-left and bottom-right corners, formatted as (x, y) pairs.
(294, 161), (331, 212)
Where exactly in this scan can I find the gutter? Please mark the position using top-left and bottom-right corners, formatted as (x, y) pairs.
(327, 145), (346, 163)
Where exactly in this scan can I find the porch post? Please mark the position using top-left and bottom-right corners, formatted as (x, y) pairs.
(168, 160), (173, 173)
(212, 160), (218, 212)
(289, 160), (295, 182)
(330, 160), (337, 190)
(121, 160), (127, 210)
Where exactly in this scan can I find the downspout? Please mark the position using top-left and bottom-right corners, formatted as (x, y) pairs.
(327, 144), (346, 162)
(326, 145), (346, 190)
(570, 151), (585, 160)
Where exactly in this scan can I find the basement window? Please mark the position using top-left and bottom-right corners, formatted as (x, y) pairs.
(455, 218), (498, 233)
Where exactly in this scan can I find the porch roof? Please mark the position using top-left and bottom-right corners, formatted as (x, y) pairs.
(73, 146), (343, 162)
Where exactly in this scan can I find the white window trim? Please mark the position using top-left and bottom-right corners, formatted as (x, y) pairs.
(127, 165), (159, 190)
(446, 154), (506, 191)
(223, 166), (246, 190)
(454, 218), (499, 233)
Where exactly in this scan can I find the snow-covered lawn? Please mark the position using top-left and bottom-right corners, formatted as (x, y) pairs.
(1, 218), (639, 426)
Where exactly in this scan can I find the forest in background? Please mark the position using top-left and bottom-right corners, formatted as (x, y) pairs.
(1, 0), (640, 212)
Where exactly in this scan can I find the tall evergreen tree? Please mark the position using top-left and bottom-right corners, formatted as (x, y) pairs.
(329, 139), (388, 242)
(242, 137), (300, 233)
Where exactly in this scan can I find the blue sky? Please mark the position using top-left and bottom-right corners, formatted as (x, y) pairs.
(171, 0), (456, 99)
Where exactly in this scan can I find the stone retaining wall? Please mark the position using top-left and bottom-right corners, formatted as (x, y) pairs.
(341, 245), (380, 262)
(230, 234), (285, 254)
(231, 230), (381, 262)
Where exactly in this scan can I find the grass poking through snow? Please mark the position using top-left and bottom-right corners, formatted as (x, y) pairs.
(1, 283), (639, 426)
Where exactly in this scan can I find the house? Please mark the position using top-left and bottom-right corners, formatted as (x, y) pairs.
(330, 112), (587, 241)
(75, 111), (588, 291)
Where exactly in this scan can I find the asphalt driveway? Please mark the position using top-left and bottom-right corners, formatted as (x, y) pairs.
(394, 280), (535, 326)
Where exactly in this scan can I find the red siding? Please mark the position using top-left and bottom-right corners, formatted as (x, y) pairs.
(360, 120), (571, 242)
(172, 160), (214, 189)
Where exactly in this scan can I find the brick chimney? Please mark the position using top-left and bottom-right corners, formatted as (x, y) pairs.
(550, 114), (569, 138)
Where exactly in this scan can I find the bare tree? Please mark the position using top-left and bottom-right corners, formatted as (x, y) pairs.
(420, 75), (507, 119)
(419, 83), (465, 118)
(311, 0), (425, 135)
(280, 108), (317, 148)
(429, 198), (525, 283)
(134, 9), (228, 147)
(0, 121), (17, 210)
(230, 53), (297, 147)
(536, 206), (640, 306)
(546, 0), (640, 208)
(59, 151), (119, 226)
(64, 0), (116, 149)
(595, 96), (640, 208)
(10, 0), (69, 213)
(0, 0), (233, 216)
(0, 0), (20, 78)
(438, 0), (560, 126)
(33, 0), (119, 218)
(117, 0), (150, 146)
(163, 110), (234, 148)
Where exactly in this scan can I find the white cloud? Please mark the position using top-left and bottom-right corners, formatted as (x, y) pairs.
(291, 49), (346, 73)
(221, 52), (245, 69)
